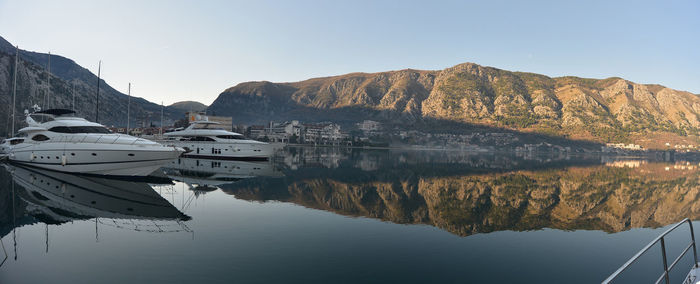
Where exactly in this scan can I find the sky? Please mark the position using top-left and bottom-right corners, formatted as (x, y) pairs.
(0, 0), (698, 105)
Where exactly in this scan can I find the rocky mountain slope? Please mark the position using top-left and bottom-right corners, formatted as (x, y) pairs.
(0, 36), (180, 135)
(209, 63), (700, 146)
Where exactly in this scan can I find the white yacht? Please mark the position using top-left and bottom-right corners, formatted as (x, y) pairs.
(161, 120), (273, 160)
(7, 108), (185, 176)
(0, 137), (23, 156)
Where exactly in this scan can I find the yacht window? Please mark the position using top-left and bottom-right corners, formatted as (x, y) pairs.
(10, 139), (24, 145)
(182, 136), (216, 142)
(30, 114), (55, 123)
(49, 126), (72, 133)
(49, 126), (112, 134)
(193, 124), (224, 130)
(32, 134), (50, 141)
(216, 135), (246, 140)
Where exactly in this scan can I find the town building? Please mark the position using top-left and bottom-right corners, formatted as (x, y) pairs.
(303, 122), (347, 145)
(602, 143), (644, 152)
(357, 120), (382, 136)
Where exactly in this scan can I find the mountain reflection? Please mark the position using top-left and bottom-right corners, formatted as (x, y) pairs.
(0, 164), (190, 240)
(2, 148), (697, 239)
(220, 148), (700, 236)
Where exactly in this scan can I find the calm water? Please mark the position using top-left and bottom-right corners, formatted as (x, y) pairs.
(1, 147), (699, 283)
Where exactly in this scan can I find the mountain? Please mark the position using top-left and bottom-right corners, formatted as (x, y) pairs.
(209, 63), (700, 148)
(0, 35), (181, 135)
(169, 101), (207, 112)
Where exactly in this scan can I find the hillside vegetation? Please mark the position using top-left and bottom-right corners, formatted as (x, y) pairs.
(0, 36), (183, 135)
(209, 63), (700, 147)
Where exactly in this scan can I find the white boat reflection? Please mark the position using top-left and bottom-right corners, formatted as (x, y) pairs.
(0, 164), (192, 268)
(162, 157), (283, 192)
(6, 164), (190, 224)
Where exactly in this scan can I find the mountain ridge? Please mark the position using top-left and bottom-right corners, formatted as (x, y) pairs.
(0, 35), (182, 135)
(209, 62), (700, 147)
(169, 100), (207, 112)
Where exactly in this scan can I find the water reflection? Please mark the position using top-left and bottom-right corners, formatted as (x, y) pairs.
(3, 149), (697, 240)
(0, 148), (698, 283)
(0, 163), (191, 265)
(162, 158), (283, 194)
(220, 148), (700, 236)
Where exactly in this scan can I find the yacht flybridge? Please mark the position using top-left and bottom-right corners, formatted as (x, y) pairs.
(162, 120), (273, 160)
(6, 108), (185, 176)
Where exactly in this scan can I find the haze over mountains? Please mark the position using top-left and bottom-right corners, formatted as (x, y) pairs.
(209, 63), (700, 147)
(0, 35), (180, 135)
(2, 34), (699, 148)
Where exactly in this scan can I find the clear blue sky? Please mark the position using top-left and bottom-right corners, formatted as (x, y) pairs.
(1, 0), (698, 105)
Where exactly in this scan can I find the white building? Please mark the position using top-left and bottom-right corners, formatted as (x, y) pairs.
(357, 120), (382, 136)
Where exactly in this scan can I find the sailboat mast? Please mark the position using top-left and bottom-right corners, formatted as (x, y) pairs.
(127, 83), (131, 135)
(72, 83), (75, 111)
(11, 45), (19, 135)
(47, 52), (51, 109)
(96, 61), (101, 123)
(160, 101), (164, 137)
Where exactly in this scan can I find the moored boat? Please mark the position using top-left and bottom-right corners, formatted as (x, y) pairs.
(161, 120), (273, 160)
(7, 107), (184, 176)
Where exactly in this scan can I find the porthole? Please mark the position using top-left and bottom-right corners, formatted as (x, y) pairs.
(91, 153), (97, 156)
(55, 156), (59, 159)
(71, 153), (75, 156)
(128, 153), (135, 156)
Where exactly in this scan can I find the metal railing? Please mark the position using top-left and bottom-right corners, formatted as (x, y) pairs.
(603, 218), (698, 284)
(31, 134), (148, 145)
(0, 238), (7, 268)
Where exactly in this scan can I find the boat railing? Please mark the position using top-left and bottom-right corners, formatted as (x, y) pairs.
(603, 218), (698, 284)
(0, 238), (7, 268)
(41, 134), (148, 146)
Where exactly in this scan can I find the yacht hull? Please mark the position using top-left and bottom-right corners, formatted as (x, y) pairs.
(9, 143), (183, 176)
(164, 141), (273, 160)
(11, 159), (171, 176)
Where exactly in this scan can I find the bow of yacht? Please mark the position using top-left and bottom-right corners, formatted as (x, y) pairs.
(6, 108), (184, 176)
